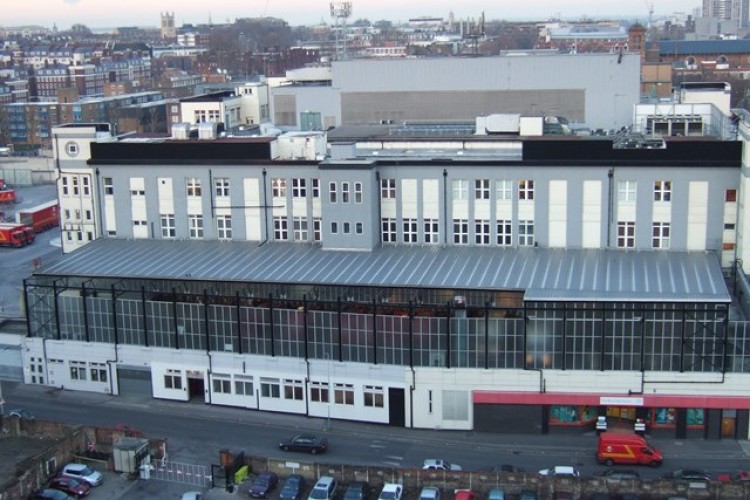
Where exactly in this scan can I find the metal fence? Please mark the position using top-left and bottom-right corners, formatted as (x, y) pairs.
(150, 459), (211, 487)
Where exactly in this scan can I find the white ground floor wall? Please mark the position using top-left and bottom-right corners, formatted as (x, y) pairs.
(17, 338), (750, 436)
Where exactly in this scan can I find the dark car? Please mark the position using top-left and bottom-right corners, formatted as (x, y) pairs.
(600, 469), (640, 480)
(30, 489), (76, 500)
(343, 481), (368, 500)
(279, 434), (328, 454)
(492, 464), (524, 473)
(279, 474), (307, 500)
(48, 476), (91, 498)
(662, 469), (712, 481)
(249, 471), (279, 498)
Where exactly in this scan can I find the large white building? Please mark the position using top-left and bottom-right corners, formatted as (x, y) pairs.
(14, 115), (750, 439)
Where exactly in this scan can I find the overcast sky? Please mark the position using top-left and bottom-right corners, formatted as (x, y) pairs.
(3, 0), (699, 30)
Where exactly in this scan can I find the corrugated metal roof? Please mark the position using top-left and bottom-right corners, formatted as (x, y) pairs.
(657, 39), (750, 56)
(37, 240), (729, 303)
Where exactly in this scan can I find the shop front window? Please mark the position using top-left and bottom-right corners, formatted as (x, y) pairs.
(550, 405), (596, 425)
(687, 408), (704, 427)
(649, 407), (676, 427)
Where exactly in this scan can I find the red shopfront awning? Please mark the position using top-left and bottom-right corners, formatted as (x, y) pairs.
(473, 391), (750, 409)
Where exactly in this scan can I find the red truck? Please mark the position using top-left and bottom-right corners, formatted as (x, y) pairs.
(0, 178), (15, 204)
(0, 223), (35, 247)
(16, 200), (59, 233)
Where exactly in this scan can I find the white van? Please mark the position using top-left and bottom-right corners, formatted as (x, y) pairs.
(308, 476), (337, 500)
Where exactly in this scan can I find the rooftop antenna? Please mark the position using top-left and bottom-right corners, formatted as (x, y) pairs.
(330, 1), (352, 61)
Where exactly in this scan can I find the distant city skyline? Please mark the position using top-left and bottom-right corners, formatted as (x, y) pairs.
(3, 0), (699, 30)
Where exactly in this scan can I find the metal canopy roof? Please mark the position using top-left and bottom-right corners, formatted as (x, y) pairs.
(38, 240), (730, 303)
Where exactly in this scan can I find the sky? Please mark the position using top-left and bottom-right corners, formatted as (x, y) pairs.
(3, 0), (699, 30)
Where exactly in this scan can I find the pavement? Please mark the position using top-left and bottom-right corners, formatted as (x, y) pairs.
(5, 382), (750, 499)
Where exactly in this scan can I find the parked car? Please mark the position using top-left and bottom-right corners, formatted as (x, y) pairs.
(180, 493), (203, 500)
(30, 489), (75, 500)
(60, 464), (103, 487)
(487, 488), (505, 500)
(308, 476), (338, 500)
(377, 483), (403, 500)
(600, 469), (640, 480)
(519, 491), (537, 500)
(343, 481), (368, 500)
(249, 471), (279, 498)
(279, 434), (329, 454)
(454, 490), (476, 500)
(8, 408), (34, 419)
(661, 469), (711, 481)
(423, 459), (462, 471)
(279, 474), (307, 500)
(48, 476), (91, 498)
(419, 486), (440, 500)
(491, 464), (524, 473)
(717, 470), (750, 482)
(538, 466), (580, 478)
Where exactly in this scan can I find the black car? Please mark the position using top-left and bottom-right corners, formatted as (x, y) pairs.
(30, 489), (76, 500)
(279, 434), (328, 454)
(492, 464), (524, 473)
(279, 474), (306, 500)
(343, 481), (368, 500)
(249, 471), (279, 499)
(600, 469), (640, 480)
(662, 469), (712, 481)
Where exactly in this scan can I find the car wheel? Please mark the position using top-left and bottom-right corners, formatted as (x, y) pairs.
(605, 459), (614, 466)
(311, 448), (318, 455)
(649, 461), (660, 468)
(283, 445), (290, 451)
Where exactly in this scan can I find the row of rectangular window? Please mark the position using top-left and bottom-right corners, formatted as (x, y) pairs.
(101, 177), (719, 204)
(205, 374), (384, 407)
(68, 360), (108, 382)
(618, 221), (672, 249)
(382, 218), (534, 246)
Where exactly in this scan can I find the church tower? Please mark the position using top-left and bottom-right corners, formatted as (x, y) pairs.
(161, 12), (176, 40)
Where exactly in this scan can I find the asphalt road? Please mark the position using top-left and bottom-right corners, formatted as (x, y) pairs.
(4, 382), (750, 483)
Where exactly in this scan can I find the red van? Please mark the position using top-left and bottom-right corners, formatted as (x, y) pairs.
(597, 432), (663, 467)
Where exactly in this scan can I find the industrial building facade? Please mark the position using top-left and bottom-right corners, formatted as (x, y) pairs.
(18, 124), (750, 439)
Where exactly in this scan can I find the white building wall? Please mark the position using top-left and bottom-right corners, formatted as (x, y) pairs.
(401, 179), (418, 219)
(548, 180), (567, 247)
(158, 177), (174, 214)
(687, 181), (708, 251)
(244, 178), (262, 240)
(19, 335), (750, 431)
(423, 179), (439, 219)
(581, 180), (601, 248)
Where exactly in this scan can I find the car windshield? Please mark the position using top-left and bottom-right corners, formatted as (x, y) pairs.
(256, 478), (270, 486)
(311, 488), (330, 499)
(381, 492), (397, 500)
(77, 467), (94, 476)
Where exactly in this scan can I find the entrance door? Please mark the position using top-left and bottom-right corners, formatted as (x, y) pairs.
(722, 415), (737, 437)
(187, 372), (205, 402)
(388, 387), (405, 426)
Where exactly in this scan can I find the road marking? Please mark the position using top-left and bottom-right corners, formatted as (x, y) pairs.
(369, 443), (386, 449)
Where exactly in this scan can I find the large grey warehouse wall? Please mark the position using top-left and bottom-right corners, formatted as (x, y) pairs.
(333, 53), (640, 130)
